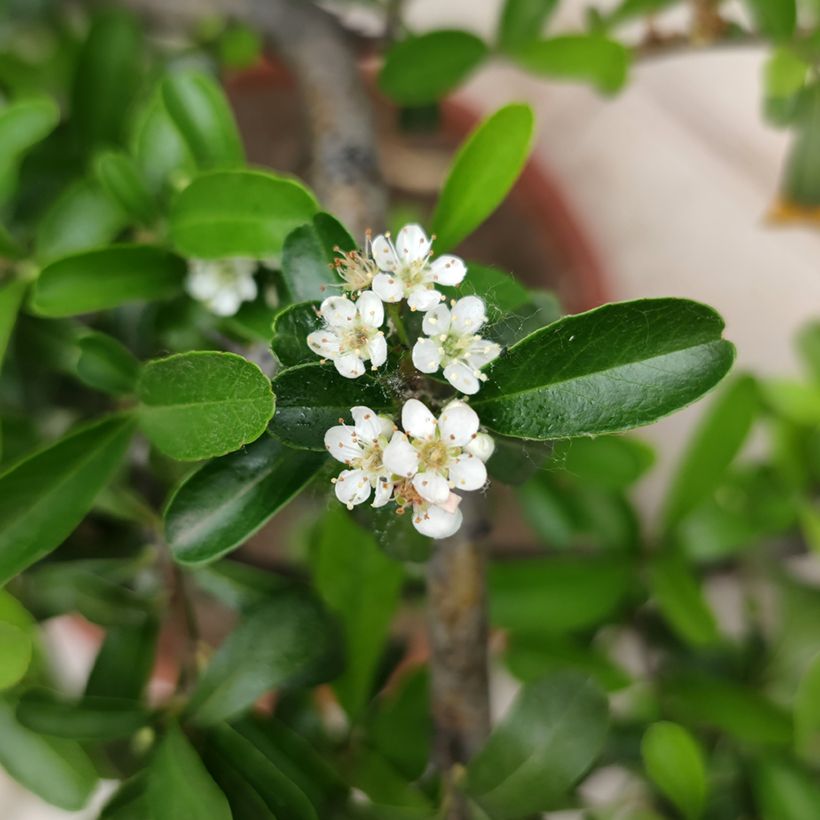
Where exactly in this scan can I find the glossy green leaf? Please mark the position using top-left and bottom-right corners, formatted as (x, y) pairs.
(165, 435), (326, 565)
(511, 35), (630, 93)
(312, 211), (356, 256)
(744, 0), (796, 40)
(71, 9), (143, 147)
(752, 758), (820, 820)
(795, 654), (820, 764)
(346, 746), (432, 816)
(16, 690), (149, 740)
(379, 30), (488, 106)
(85, 617), (159, 700)
(281, 222), (340, 302)
(431, 104), (534, 252)
(464, 673), (609, 817)
(0, 277), (26, 369)
(0, 622), (31, 690)
(94, 150), (156, 224)
(0, 697), (98, 810)
(162, 70), (244, 168)
(189, 587), (340, 725)
(35, 179), (127, 263)
(552, 434), (655, 491)
(148, 725), (231, 820)
(642, 722), (707, 819)
(32, 245), (186, 317)
(76, 331), (140, 395)
(498, 0), (558, 52)
(99, 775), (150, 820)
(271, 301), (322, 366)
(269, 363), (396, 450)
(663, 375), (758, 528)
(0, 415), (135, 586)
(137, 351), (274, 461)
(169, 169), (318, 258)
(473, 299), (735, 440)
(313, 507), (403, 718)
(489, 556), (634, 634)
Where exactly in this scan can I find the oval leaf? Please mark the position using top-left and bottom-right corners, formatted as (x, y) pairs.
(431, 104), (534, 252)
(165, 435), (326, 565)
(498, 0), (558, 52)
(94, 150), (156, 224)
(0, 96), (59, 158)
(76, 331), (141, 395)
(0, 622), (31, 690)
(473, 298), (735, 440)
(137, 351), (274, 461)
(271, 301), (322, 367)
(281, 222), (341, 302)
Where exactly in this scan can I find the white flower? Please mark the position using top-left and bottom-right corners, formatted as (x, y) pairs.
(382, 398), (493, 539)
(186, 257), (258, 316)
(332, 234), (380, 293)
(371, 224), (466, 311)
(325, 406), (396, 509)
(412, 296), (502, 395)
(307, 291), (387, 378)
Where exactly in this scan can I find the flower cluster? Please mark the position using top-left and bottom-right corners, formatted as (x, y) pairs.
(309, 223), (501, 395)
(185, 257), (258, 317)
(325, 399), (494, 539)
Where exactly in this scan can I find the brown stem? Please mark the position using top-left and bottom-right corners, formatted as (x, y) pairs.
(426, 494), (491, 820)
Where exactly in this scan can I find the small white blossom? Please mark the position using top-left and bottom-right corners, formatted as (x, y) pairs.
(325, 406), (396, 509)
(371, 224), (466, 311)
(185, 257), (258, 316)
(412, 296), (501, 394)
(332, 234), (380, 294)
(307, 291), (387, 378)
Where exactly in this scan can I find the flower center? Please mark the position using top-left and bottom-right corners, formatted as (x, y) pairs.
(393, 477), (424, 508)
(340, 324), (373, 353)
(357, 439), (384, 474)
(334, 250), (377, 291)
(417, 438), (450, 471)
(399, 257), (431, 289)
(442, 332), (474, 362)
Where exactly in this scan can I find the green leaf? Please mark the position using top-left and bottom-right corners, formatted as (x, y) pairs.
(464, 672), (609, 818)
(193, 561), (292, 612)
(188, 587), (340, 725)
(764, 48), (808, 126)
(551, 434), (655, 491)
(379, 30), (489, 106)
(782, 85), (820, 206)
(148, 725), (232, 820)
(0, 277), (26, 369)
(489, 555), (633, 634)
(752, 758), (820, 820)
(281, 222), (340, 302)
(0, 416), (135, 586)
(498, 0), (558, 52)
(271, 301), (323, 366)
(217, 25), (263, 69)
(744, 0), (796, 40)
(162, 70), (244, 169)
(71, 9), (143, 148)
(663, 375), (759, 528)
(312, 211), (356, 256)
(94, 150), (156, 224)
(0, 622), (31, 690)
(431, 104), (534, 252)
(607, 0), (678, 24)
(76, 331), (140, 395)
(137, 351), (274, 461)
(165, 435), (326, 565)
(35, 179), (127, 263)
(0, 696), (98, 810)
(169, 169), (318, 258)
(795, 653), (820, 764)
(16, 690), (149, 740)
(760, 377), (820, 426)
(511, 35), (630, 94)
(312, 507), (404, 718)
(473, 298), (735, 440)
(648, 554), (719, 647)
(797, 320), (820, 381)
(443, 263), (531, 320)
(32, 245), (186, 317)
(0, 96), (59, 159)
(99, 775), (151, 820)
(269, 363), (396, 450)
(641, 722), (707, 820)
(85, 617), (159, 700)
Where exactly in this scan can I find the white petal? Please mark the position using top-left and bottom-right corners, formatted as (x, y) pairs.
(376, 414), (395, 439)
(466, 338), (502, 369)
(412, 503), (463, 539)
(383, 432), (419, 478)
(407, 286), (442, 312)
(372, 477), (394, 508)
(237, 274), (258, 301)
(335, 353), (365, 379)
(351, 406), (383, 442)
(320, 296), (357, 327)
(443, 361), (481, 395)
(412, 338), (443, 374)
(307, 330), (341, 358)
(448, 453), (487, 491)
(438, 400), (479, 446)
(372, 272), (404, 303)
(465, 432), (495, 462)
(209, 289), (242, 316)
(429, 255), (467, 286)
(396, 224), (431, 263)
(421, 303), (451, 336)
(412, 471), (450, 504)
(324, 425), (363, 464)
(356, 290), (384, 328)
(186, 267), (219, 300)
(402, 398), (437, 441)
(371, 234), (400, 272)
(451, 295), (486, 334)
(335, 468), (371, 507)
(367, 333), (387, 368)
(230, 258), (257, 278)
